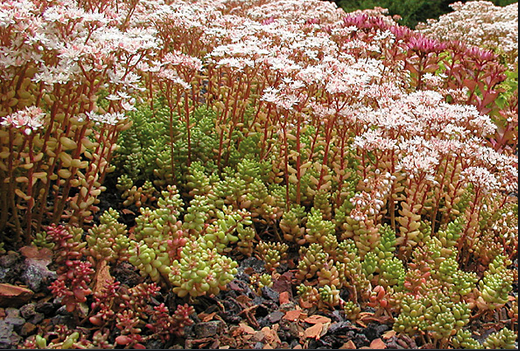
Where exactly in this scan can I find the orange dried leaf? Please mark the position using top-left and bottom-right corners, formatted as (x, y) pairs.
(279, 291), (290, 305)
(299, 297), (314, 309)
(382, 330), (396, 340)
(304, 315), (331, 324)
(238, 323), (256, 334)
(356, 320), (367, 328)
(370, 338), (386, 349)
(284, 310), (302, 321)
(304, 323), (323, 339)
(200, 312), (217, 322)
(236, 294), (252, 306)
(361, 314), (394, 324)
(262, 326), (281, 345)
(358, 312), (374, 318)
(340, 340), (357, 349)
(92, 260), (112, 296)
(320, 322), (331, 338)
(20, 246), (52, 262)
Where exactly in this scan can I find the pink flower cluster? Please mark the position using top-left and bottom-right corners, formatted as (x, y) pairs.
(0, 106), (44, 135)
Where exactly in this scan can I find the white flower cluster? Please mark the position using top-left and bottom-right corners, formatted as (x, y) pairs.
(0, 106), (45, 135)
(417, 1), (518, 67)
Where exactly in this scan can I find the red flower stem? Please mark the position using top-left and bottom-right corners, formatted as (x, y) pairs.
(24, 134), (35, 244)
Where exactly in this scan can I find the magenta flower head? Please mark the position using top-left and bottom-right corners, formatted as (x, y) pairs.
(305, 18), (320, 25)
(407, 36), (446, 54)
(261, 16), (276, 25)
(0, 106), (45, 135)
(389, 25), (413, 41)
(343, 13), (370, 29)
(465, 46), (497, 64)
(343, 13), (389, 31)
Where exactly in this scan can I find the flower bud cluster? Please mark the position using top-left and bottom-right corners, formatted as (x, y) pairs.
(256, 241), (288, 272)
(250, 273), (274, 293)
(86, 208), (130, 264)
(169, 238), (238, 298)
(350, 170), (394, 221)
(343, 300), (361, 321)
(394, 291), (471, 342)
(44, 224), (95, 314)
(304, 207), (336, 249)
(482, 327), (517, 349)
(452, 329), (481, 349)
(280, 204), (307, 245)
(296, 243), (330, 282)
(475, 254), (514, 311)
(116, 175), (158, 208)
(128, 187), (188, 283)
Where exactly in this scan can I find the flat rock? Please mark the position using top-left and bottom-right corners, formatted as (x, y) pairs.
(261, 286), (279, 302)
(193, 320), (225, 338)
(19, 322), (36, 337)
(0, 320), (21, 349)
(0, 252), (20, 268)
(0, 284), (34, 308)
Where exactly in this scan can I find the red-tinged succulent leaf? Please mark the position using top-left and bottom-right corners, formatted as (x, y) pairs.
(115, 335), (131, 345)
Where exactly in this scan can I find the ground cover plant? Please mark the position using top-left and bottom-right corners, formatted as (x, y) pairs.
(0, 0), (517, 349)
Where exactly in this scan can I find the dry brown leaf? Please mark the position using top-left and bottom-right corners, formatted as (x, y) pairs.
(358, 312), (374, 318)
(262, 325), (281, 345)
(92, 260), (112, 296)
(238, 323), (256, 334)
(252, 331), (265, 342)
(121, 209), (135, 215)
(236, 295), (252, 306)
(283, 310), (302, 321)
(320, 322), (331, 338)
(244, 267), (255, 275)
(20, 246), (53, 261)
(304, 315), (331, 324)
(355, 319), (367, 328)
(279, 291), (290, 305)
(382, 330), (396, 340)
(361, 314), (394, 324)
(370, 338), (387, 349)
(200, 312), (217, 322)
(304, 323), (323, 339)
(299, 297), (314, 309)
(339, 340), (357, 349)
